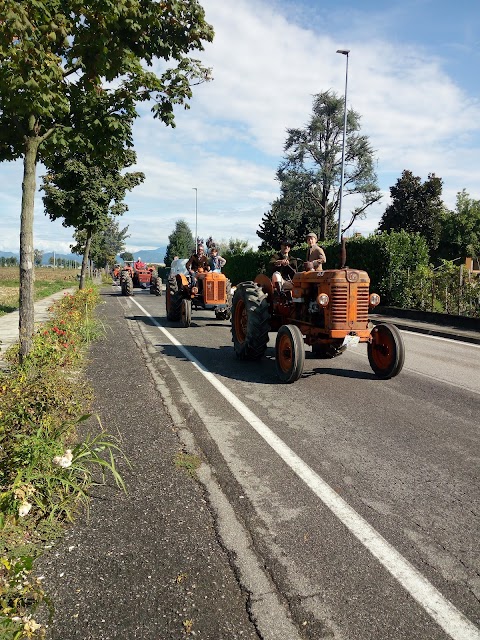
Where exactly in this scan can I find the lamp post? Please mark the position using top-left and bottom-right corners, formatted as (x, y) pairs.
(336, 49), (350, 243)
(192, 187), (198, 252)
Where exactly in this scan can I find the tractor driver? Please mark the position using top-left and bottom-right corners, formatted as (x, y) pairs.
(270, 239), (295, 291)
(186, 245), (210, 290)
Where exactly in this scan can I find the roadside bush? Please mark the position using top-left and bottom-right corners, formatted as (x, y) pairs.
(223, 249), (267, 284)
(0, 285), (126, 638)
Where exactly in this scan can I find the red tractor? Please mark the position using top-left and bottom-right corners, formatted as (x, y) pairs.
(231, 247), (405, 383)
(119, 261), (161, 296)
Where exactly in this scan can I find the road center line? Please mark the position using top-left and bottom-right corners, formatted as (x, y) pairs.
(131, 297), (480, 640)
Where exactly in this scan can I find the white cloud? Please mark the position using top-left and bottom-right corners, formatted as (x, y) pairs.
(1, 0), (479, 254)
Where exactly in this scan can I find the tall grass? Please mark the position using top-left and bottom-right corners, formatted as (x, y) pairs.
(0, 285), (127, 638)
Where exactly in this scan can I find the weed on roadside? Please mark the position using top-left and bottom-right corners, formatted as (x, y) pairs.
(0, 285), (127, 638)
(174, 452), (201, 477)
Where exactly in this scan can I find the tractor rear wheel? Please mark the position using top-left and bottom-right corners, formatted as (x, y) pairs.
(275, 325), (305, 383)
(150, 275), (162, 296)
(122, 274), (133, 296)
(367, 323), (405, 379)
(181, 299), (192, 327)
(231, 282), (270, 360)
(222, 279), (233, 319)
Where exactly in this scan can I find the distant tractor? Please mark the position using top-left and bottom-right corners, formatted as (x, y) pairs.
(231, 245), (405, 383)
(165, 258), (232, 327)
(119, 261), (161, 296)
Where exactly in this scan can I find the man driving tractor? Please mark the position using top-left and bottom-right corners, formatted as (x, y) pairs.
(186, 245), (211, 291)
(270, 239), (295, 291)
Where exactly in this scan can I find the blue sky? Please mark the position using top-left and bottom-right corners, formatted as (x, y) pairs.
(1, 0), (479, 254)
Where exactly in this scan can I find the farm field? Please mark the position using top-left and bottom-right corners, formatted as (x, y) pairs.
(0, 266), (78, 316)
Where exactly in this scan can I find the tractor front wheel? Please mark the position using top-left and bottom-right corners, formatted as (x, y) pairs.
(166, 277), (183, 321)
(275, 325), (305, 383)
(181, 299), (192, 327)
(367, 323), (405, 379)
(231, 282), (270, 360)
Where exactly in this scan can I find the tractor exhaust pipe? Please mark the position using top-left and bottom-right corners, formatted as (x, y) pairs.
(340, 236), (347, 269)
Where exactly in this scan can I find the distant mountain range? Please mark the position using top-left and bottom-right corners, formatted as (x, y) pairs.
(0, 247), (168, 265)
(118, 247), (167, 264)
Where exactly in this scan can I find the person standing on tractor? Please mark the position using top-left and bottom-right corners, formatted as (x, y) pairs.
(135, 257), (146, 269)
(270, 239), (295, 291)
(209, 246), (226, 273)
(305, 233), (326, 271)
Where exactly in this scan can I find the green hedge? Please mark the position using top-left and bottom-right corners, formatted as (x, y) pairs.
(223, 231), (431, 307)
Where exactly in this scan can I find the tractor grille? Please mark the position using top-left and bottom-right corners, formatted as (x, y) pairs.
(205, 279), (226, 303)
(356, 285), (370, 323)
(331, 285), (348, 324)
(330, 283), (370, 327)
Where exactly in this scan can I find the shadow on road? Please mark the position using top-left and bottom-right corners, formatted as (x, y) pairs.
(106, 279), (381, 384)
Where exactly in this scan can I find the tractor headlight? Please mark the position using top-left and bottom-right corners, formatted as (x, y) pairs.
(316, 293), (329, 306)
(370, 293), (380, 307)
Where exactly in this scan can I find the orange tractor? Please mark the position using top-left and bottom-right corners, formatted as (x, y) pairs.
(231, 246), (405, 383)
(119, 261), (161, 296)
(165, 259), (232, 327)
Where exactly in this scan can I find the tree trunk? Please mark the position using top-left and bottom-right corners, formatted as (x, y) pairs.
(79, 231), (92, 290)
(19, 136), (40, 362)
(320, 190), (328, 240)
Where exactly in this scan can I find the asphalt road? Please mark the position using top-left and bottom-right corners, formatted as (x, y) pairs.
(40, 285), (480, 640)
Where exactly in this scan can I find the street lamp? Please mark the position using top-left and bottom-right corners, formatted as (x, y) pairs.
(336, 48), (350, 243)
(192, 187), (198, 252)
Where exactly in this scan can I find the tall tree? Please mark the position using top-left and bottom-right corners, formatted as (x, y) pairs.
(378, 170), (444, 252)
(257, 200), (303, 251)
(267, 90), (381, 244)
(434, 190), (480, 263)
(42, 152), (144, 288)
(33, 249), (43, 267)
(0, 0), (213, 359)
(165, 220), (195, 265)
(225, 238), (249, 255)
(72, 217), (130, 271)
(120, 251), (134, 263)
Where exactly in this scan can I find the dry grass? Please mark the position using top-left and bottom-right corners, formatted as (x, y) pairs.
(0, 266), (79, 284)
(0, 267), (79, 315)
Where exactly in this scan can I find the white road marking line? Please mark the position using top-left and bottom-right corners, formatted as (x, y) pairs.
(399, 330), (480, 348)
(130, 297), (480, 640)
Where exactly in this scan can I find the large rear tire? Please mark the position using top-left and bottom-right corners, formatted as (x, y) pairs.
(122, 274), (133, 296)
(368, 323), (405, 379)
(275, 325), (305, 383)
(231, 282), (270, 360)
(150, 275), (162, 296)
(226, 278), (232, 305)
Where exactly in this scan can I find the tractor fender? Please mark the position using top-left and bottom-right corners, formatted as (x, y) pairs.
(176, 273), (189, 288)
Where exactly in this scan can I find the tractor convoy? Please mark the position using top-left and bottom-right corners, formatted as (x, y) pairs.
(114, 242), (405, 383)
(115, 261), (161, 297)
